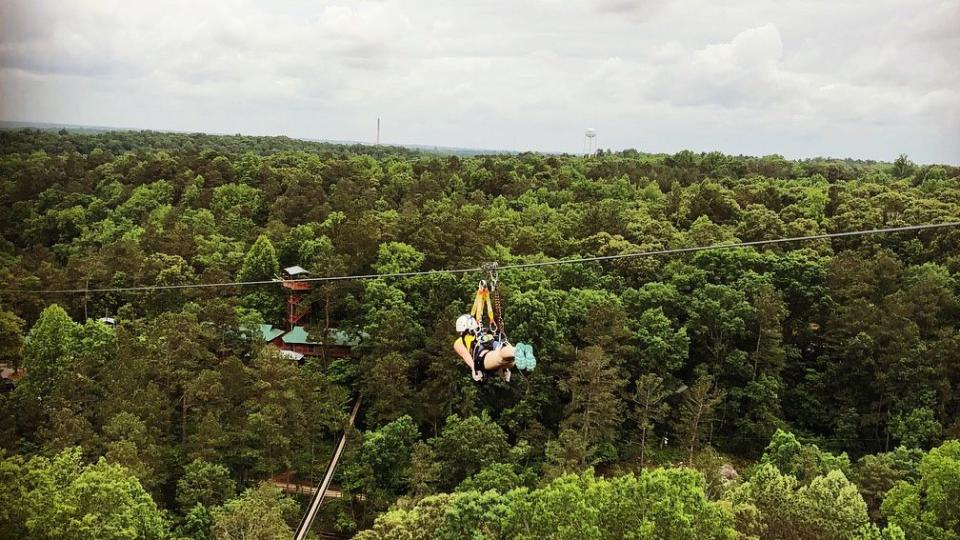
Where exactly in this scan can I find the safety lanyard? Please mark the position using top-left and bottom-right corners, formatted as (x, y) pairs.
(470, 281), (497, 330)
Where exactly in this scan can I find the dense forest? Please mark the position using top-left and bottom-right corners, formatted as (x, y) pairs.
(1, 129), (959, 539)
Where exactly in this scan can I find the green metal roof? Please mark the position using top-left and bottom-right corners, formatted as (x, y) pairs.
(259, 324), (285, 342)
(281, 325), (317, 345)
(244, 324), (365, 347)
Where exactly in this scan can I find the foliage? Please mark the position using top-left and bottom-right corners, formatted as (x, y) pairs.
(881, 440), (960, 540)
(726, 463), (870, 540)
(210, 484), (298, 540)
(2, 130), (960, 536)
(358, 468), (736, 539)
(428, 413), (512, 491)
(890, 407), (943, 449)
(176, 458), (237, 512)
(342, 415), (421, 512)
(675, 375), (725, 463)
(20, 304), (78, 399)
(6, 447), (167, 540)
(760, 429), (851, 483)
(628, 372), (671, 465)
(560, 345), (626, 460)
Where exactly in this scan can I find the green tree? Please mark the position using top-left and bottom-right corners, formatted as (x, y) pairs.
(882, 440), (960, 540)
(429, 413), (511, 491)
(407, 441), (442, 500)
(456, 462), (531, 494)
(176, 504), (215, 540)
(852, 447), (923, 521)
(21, 448), (168, 540)
(632, 308), (689, 378)
(177, 459), (237, 513)
(629, 373), (671, 465)
(890, 407), (942, 449)
(360, 469), (737, 539)
(354, 494), (453, 540)
(0, 452), (28, 540)
(372, 242), (426, 274)
(211, 183), (263, 238)
(891, 154), (915, 178)
(238, 234), (280, 282)
(560, 346), (626, 459)
(675, 375), (725, 464)
(361, 352), (414, 425)
(0, 310), (24, 368)
(726, 463), (871, 540)
(237, 234), (282, 321)
(686, 284), (754, 375)
(760, 429), (851, 483)
(543, 429), (590, 480)
(103, 412), (165, 494)
(211, 484), (297, 540)
(20, 304), (78, 400)
(342, 415), (421, 512)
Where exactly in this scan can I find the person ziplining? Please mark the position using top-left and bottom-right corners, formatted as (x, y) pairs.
(453, 265), (535, 382)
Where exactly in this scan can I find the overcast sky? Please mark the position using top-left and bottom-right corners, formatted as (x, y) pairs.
(1, 0), (957, 163)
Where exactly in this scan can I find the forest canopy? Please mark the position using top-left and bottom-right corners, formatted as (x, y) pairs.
(1, 129), (959, 539)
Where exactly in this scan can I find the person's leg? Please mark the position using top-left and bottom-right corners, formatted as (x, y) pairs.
(482, 349), (515, 371)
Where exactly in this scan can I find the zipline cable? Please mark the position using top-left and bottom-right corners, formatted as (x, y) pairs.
(2, 221), (958, 295)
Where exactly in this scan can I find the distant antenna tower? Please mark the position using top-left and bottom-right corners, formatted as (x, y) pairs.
(376, 117), (380, 146)
(584, 128), (597, 155)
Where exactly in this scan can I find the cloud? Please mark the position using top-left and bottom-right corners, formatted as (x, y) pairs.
(640, 24), (795, 108)
(0, 0), (957, 163)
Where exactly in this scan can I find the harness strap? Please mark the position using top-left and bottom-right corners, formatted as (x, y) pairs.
(484, 288), (495, 329)
(470, 283), (485, 323)
(492, 284), (506, 341)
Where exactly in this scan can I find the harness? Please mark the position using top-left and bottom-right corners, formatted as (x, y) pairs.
(464, 263), (510, 381)
(461, 331), (497, 376)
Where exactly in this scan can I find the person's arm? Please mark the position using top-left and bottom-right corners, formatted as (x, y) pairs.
(453, 340), (482, 381)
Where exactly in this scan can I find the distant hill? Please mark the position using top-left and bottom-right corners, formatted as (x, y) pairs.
(0, 120), (514, 157)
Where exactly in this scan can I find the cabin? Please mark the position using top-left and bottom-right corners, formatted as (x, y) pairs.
(254, 323), (362, 360)
(245, 264), (365, 360)
(258, 323), (285, 346)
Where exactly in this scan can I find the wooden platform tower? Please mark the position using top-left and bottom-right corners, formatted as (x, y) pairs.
(281, 266), (312, 329)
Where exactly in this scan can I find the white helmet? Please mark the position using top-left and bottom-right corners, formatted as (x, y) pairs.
(455, 314), (479, 333)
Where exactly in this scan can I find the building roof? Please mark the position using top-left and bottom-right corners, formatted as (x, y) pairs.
(280, 350), (305, 362)
(281, 325), (318, 345)
(243, 323), (365, 349)
(284, 265), (309, 276)
(259, 324), (286, 342)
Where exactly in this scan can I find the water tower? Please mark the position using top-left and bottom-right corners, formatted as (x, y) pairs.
(584, 128), (597, 155)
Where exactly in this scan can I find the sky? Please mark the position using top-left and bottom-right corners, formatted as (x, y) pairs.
(1, 0), (958, 163)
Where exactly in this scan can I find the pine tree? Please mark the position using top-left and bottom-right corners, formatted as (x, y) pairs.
(560, 346), (626, 454)
(630, 373), (671, 465)
(675, 375), (725, 464)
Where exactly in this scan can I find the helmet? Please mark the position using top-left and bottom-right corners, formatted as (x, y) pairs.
(455, 314), (479, 333)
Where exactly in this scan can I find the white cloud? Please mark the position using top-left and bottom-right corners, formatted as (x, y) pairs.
(0, 0), (957, 162)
